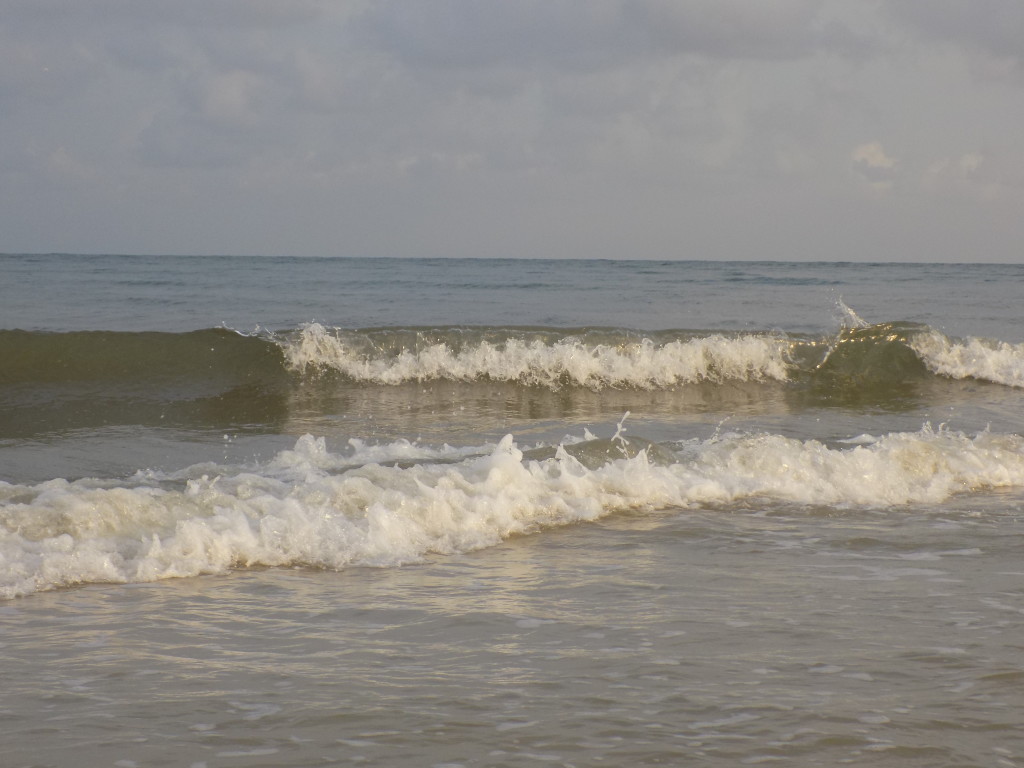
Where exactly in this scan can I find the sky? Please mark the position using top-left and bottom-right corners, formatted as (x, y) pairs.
(1, 0), (1022, 262)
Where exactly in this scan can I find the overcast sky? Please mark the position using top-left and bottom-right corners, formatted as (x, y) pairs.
(2, 0), (1022, 261)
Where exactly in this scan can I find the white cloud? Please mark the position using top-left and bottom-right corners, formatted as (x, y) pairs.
(851, 141), (899, 187)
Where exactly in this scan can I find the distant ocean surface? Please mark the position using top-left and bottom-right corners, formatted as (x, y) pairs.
(2, 254), (1024, 767)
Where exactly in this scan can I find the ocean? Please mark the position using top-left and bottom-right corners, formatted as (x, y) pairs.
(2, 254), (1024, 767)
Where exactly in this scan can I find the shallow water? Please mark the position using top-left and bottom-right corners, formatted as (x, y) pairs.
(5, 500), (1024, 767)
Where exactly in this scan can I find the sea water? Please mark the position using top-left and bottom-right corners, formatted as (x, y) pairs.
(2, 255), (1024, 767)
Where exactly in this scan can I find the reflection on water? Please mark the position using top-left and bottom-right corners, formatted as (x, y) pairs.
(282, 378), (798, 444)
(282, 374), (1018, 447)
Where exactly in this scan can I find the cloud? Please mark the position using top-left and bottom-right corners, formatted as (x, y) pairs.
(359, 0), (831, 73)
(634, 0), (830, 60)
(851, 142), (899, 187)
(924, 152), (983, 188)
(924, 149), (1024, 202)
(885, 0), (1024, 76)
(0, 0), (1023, 261)
(0, 0), (330, 30)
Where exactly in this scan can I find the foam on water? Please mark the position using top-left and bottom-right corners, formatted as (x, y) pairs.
(911, 330), (1024, 388)
(283, 323), (794, 389)
(3, 425), (1024, 598)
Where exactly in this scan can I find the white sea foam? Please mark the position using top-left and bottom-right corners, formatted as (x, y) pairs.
(3, 426), (1024, 598)
(281, 323), (793, 389)
(910, 330), (1024, 388)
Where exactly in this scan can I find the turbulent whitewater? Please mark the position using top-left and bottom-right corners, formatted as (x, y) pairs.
(4, 424), (1023, 598)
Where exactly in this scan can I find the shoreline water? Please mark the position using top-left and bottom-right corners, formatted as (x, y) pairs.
(5, 495), (1024, 767)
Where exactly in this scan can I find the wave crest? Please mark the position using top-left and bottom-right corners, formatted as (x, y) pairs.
(911, 330), (1024, 388)
(282, 323), (794, 389)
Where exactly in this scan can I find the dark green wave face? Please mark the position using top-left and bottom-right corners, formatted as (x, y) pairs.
(789, 322), (935, 408)
(0, 328), (285, 387)
(809, 323), (931, 383)
(0, 329), (290, 437)
(1, 322), (1019, 439)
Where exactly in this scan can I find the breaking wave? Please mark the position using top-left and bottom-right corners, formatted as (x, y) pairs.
(280, 322), (1024, 391)
(3, 424), (1024, 598)
(910, 330), (1024, 389)
(282, 323), (795, 388)
(4, 320), (1024, 438)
